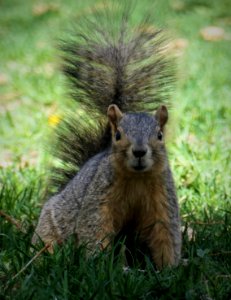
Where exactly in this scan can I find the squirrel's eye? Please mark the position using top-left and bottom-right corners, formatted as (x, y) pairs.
(157, 131), (163, 141)
(115, 130), (121, 141)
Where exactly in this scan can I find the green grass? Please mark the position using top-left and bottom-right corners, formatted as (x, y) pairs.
(0, 0), (231, 299)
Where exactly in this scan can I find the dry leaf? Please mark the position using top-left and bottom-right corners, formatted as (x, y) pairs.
(0, 151), (13, 168)
(172, 38), (188, 50)
(0, 151), (39, 169)
(45, 103), (58, 115)
(8, 61), (31, 74)
(36, 41), (47, 49)
(35, 63), (55, 77)
(20, 151), (39, 168)
(170, 0), (186, 12)
(186, 133), (198, 144)
(166, 38), (188, 56)
(44, 63), (55, 76)
(0, 74), (8, 86)
(32, 4), (59, 16)
(0, 93), (21, 104)
(0, 161), (12, 168)
(218, 17), (231, 26)
(200, 26), (225, 41)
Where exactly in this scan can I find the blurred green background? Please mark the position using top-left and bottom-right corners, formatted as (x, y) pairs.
(0, 0), (230, 299)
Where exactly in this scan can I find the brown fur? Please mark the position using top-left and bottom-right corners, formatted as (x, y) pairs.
(99, 168), (174, 269)
(97, 106), (175, 268)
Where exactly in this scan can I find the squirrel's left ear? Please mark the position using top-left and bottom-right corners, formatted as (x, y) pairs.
(155, 105), (168, 129)
(107, 104), (123, 129)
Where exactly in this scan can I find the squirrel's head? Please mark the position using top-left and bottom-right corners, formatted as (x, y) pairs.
(107, 104), (168, 175)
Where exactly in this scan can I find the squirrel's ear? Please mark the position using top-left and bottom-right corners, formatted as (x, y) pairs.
(107, 104), (123, 127)
(155, 105), (168, 129)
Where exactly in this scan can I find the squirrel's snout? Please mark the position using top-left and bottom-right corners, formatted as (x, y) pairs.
(127, 145), (152, 172)
(132, 147), (147, 158)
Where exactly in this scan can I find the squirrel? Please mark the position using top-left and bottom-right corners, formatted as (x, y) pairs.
(32, 7), (182, 269)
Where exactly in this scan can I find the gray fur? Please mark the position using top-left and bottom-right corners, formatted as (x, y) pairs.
(33, 112), (181, 266)
(33, 150), (113, 246)
(119, 113), (157, 142)
(164, 166), (182, 264)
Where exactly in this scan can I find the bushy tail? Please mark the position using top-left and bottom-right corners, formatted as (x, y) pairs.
(49, 5), (175, 192)
(61, 8), (174, 113)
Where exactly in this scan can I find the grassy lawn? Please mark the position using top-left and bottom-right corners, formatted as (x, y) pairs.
(0, 0), (230, 299)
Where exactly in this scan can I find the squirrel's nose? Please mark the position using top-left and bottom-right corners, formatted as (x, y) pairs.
(132, 147), (147, 158)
